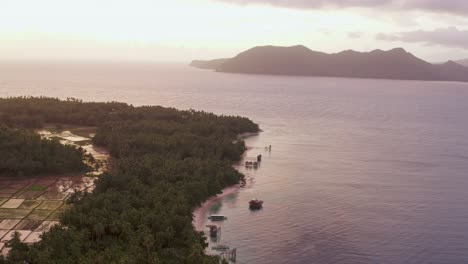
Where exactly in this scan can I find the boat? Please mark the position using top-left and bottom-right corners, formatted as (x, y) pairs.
(208, 215), (227, 221)
(249, 198), (263, 209)
(212, 245), (230, 251)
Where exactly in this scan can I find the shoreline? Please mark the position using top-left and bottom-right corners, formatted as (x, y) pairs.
(192, 132), (259, 232)
(192, 185), (241, 231)
(0, 128), (110, 254)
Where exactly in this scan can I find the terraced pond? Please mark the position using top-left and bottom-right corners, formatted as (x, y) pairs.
(0, 127), (108, 255)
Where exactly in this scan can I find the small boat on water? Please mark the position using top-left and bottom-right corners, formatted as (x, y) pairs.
(208, 215), (227, 221)
(249, 198), (263, 209)
(212, 245), (230, 251)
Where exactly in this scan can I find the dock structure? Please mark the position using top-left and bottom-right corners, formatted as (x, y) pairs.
(206, 225), (221, 238)
(244, 160), (259, 169)
(244, 153), (263, 169)
(257, 154), (262, 162)
(220, 248), (237, 262)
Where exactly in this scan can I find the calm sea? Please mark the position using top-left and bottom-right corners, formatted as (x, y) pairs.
(1, 62), (468, 264)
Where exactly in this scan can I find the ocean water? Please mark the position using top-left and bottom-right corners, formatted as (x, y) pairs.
(1, 62), (468, 263)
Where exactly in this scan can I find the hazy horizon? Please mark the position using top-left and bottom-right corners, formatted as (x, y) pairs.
(2, 0), (468, 63)
(2, 2), (468, 262)
(0, 45), (458, 64)
(2, 64), (468, 263)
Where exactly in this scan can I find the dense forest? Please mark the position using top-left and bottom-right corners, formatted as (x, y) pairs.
(0, 97), (259, 263)
(0, 126), (90, 176)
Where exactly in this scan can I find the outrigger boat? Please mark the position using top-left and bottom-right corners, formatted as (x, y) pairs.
(212, 245), (230, 251)
(208, 215), (227, 221)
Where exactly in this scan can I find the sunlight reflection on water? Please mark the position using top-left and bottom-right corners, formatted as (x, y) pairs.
(1, 62), (468, 263)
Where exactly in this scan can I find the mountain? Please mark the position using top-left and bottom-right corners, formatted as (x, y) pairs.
(191, 45), (468, 82)
(189, 58), (229, 70)
(456, 58), (468, 67)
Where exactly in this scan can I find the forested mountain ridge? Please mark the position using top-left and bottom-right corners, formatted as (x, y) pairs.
(0, 97), (259, 263)
(191, 45), (468, 82)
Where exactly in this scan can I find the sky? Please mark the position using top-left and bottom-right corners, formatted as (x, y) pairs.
(1, 0), (467, 62)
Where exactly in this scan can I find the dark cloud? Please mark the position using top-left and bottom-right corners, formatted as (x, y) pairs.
(217, 0), (389, 9)
(377, 27), (468, 49)
(405, 0), (468, 15)
(216, 0), (468, 14)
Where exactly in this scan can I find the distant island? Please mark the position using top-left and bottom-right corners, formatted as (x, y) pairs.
(191, 45), (468, 82)
(456, 58), (468, 67)
(190, 58), (229, 69)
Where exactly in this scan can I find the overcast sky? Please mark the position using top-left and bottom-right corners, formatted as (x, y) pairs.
(1, 0), (467, 62)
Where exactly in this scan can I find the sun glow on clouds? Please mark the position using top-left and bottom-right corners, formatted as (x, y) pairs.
(0, 0), (466, 61)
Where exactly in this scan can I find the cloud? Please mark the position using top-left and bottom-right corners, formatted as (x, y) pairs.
(376, 27), (468, 49)
(215, 0), (468, 15)
(348, 32), (363, 39)
(405, 0), (468, 15)
(217, 0), (389, 9)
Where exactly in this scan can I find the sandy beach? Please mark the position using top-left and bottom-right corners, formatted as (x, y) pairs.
(192, 132), (259, 232)
(192, 185), (240, 232)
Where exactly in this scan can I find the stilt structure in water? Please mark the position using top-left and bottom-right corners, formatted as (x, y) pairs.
(220, 248), (237, 262)
(206, 225), (221, 242)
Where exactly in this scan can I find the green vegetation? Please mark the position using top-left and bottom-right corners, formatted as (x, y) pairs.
(36, 201), (63, 211)
(0, 208), (31, 219)
(18, 200), (43, 210)
(28, 185), (48, 191)
(25, 210), (53, 221)
(0, 97), (259, 263)
(0, 126), (91, 177)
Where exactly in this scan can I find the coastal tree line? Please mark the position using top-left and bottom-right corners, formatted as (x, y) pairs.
(0, 126), (90, 176)
(0, 97), (259, 263)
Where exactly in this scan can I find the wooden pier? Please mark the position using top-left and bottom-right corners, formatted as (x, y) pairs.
(220, 248), (237, 262)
